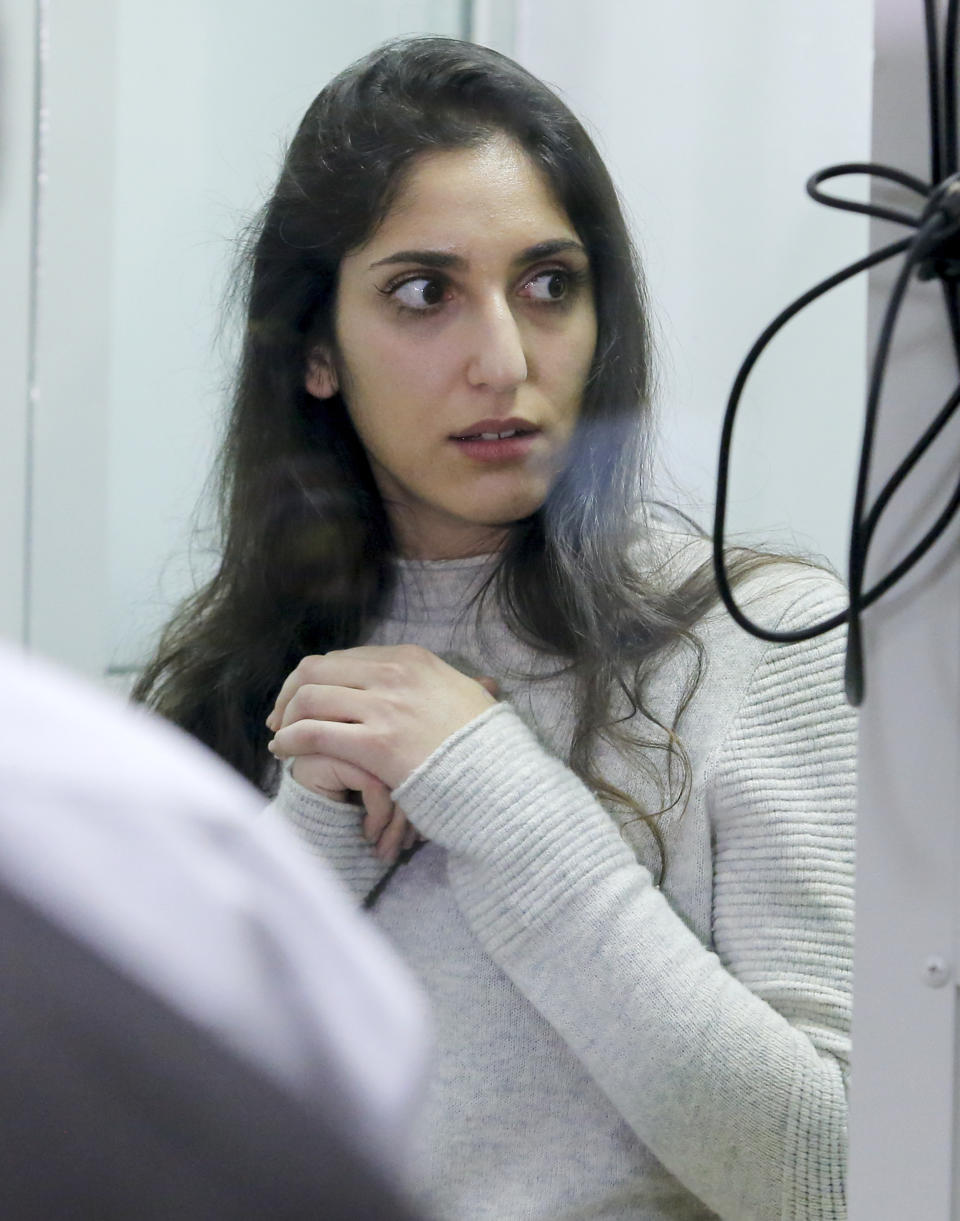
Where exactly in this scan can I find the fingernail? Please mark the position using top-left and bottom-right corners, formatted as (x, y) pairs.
(266, 739), (277, 754)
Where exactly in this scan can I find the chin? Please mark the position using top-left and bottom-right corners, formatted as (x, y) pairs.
(465, 486), (551, 527)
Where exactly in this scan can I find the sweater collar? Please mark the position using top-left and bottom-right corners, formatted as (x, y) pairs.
(385, 553), (500, 624)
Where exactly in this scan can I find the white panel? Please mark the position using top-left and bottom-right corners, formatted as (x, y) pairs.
(848, 2), (960, 1214)
(0, 0), (37, 642)
(515, 0), (873, 575)
(28, 0), (117, 675)
(104, 1), (466, 675)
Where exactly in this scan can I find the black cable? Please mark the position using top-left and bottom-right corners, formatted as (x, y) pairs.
(945, 0), (959, 176)
(860, 381), (960, 562)
(713, 1), (960, 705)
(362, 838), (426, 910)
(927, 0), (960, 374)
(926, 0), (944, 184)
(807, 162), (931, 226)
(845, 209), (958, 700)
(940, 277), (960, 371)
(862, 464), (960, 604)
(713, 235), (913, 644)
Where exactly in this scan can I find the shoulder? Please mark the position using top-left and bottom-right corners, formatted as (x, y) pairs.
(628, 524), (851, 739)
(0, 641), (261, 824)
(0, 643), (432, 1164)
(692, 557), (855, 776)
(633, 519), (848, 634)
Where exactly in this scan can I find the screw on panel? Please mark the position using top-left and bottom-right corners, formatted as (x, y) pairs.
(922, 956), (952, 988)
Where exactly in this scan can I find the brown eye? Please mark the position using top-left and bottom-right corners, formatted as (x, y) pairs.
(522, 269), (570, 301)
(392, 277), (446, 310)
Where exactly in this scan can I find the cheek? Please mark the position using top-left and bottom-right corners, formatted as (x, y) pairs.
(555, 307), (597, 383)
(552, 334), (596, 414)
(341, 326), (450, 407)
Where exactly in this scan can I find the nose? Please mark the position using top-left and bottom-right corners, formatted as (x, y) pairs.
(465, 298), (528, 392)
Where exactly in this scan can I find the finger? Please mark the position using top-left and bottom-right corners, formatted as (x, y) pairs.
(268, 649), (403, 731)
(289, 755), (379, 799)
(401, 825), (418, 852)
(267, 651), (386, 731)
(279, 683), (368, 730)
(360, 781), (395, 843)
(268, 719), (365, 764)
(267, 655), (325, 732)
(375, 807), (409, 864)
(281, 645), (437, 699)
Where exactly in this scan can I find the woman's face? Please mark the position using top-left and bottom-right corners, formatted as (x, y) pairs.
(305, 134), (598, 559)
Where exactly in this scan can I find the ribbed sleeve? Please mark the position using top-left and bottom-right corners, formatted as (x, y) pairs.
(260, 767), (390, 905)
(709, 583), (855, 1218)
(393, 581), (854, 1221)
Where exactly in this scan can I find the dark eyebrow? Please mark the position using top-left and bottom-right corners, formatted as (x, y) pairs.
(514, 239), (587, 265)
(367, 238), (588, 273)
(368, 250), (466, 271)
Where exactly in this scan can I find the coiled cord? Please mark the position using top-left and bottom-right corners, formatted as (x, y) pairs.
(712, 0), (960, 705)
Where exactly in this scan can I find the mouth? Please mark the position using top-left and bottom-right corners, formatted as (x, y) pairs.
(449, 417), (541, 443)
(448, 425), (542, 463)
(450, 427), (538, 441)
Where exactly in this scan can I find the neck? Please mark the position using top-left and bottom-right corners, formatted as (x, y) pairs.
(391, 516), (509, 562)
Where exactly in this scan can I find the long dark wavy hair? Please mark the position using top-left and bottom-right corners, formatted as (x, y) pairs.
(134, 36), (778, 877)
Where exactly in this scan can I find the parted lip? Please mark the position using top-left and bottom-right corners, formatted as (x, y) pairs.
(449, 417), (540, 439)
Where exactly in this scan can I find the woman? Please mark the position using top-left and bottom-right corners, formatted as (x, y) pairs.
(136, 36), (855, 1221)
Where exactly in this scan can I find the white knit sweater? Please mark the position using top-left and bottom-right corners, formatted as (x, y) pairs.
(262, 532), (856, 1221)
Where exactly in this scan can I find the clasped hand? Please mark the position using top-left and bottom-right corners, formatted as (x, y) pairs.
(266, 645), (497, 862)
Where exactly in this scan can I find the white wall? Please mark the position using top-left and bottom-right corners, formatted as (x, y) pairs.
(515, 0), (874, 576)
